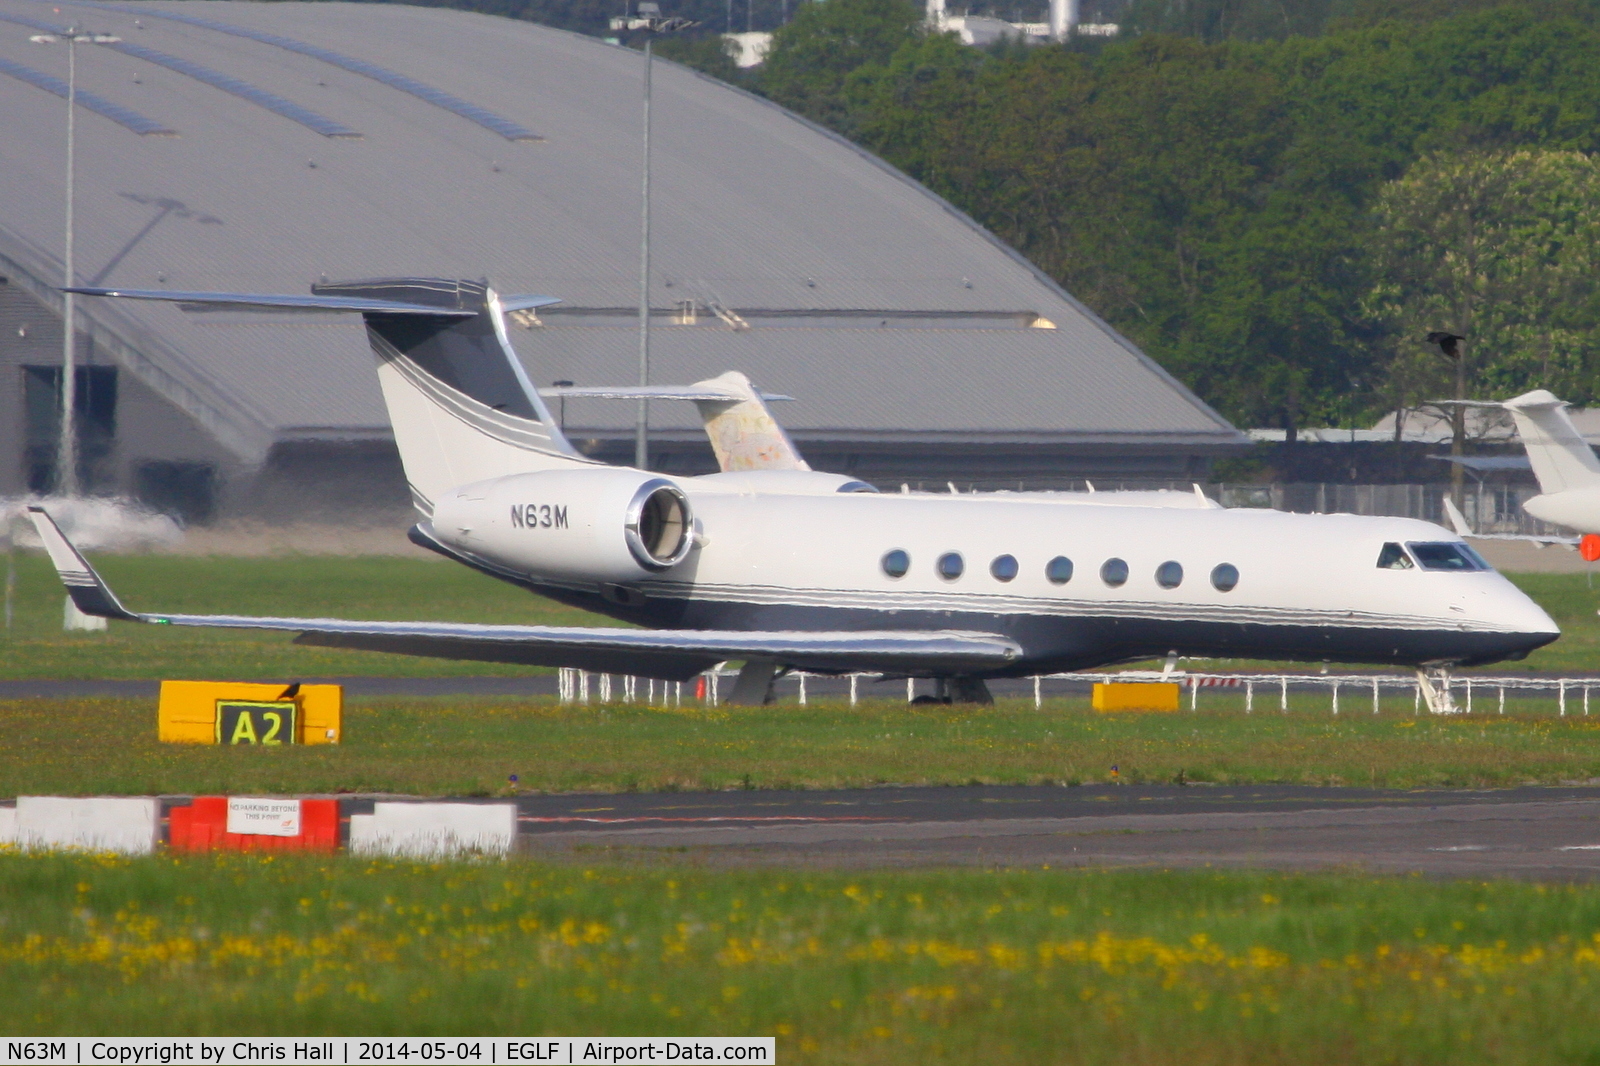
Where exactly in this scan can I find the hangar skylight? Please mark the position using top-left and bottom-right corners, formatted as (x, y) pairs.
(0, 11), (358, 137)
(110, 40), (360, 137)
(78, 2), (543, 141)
(0, 54), (173, 134)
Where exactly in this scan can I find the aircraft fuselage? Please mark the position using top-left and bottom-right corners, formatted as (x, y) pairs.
(429, 482), (1558, 674)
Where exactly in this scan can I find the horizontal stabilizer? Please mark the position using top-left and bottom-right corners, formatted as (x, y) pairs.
(25, 508), (1019, 680)
(1441, 497), (1575, 546)
(63, 286), (502, 316)
(501, 295), (564, 313)
(1442, 498), (1474, 537)
(538, 385), (794, 402)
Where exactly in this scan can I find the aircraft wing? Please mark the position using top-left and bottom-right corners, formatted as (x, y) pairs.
(26, 508), (1019, 680)
(1441, 498), (1577, 548)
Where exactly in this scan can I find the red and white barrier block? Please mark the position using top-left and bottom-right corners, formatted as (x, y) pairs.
(0, 797), (160, 854)
(169, 796), (339, 852)
(349, 802), (518, 858)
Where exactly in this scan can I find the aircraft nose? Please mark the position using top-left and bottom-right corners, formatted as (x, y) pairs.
(1479, 585), (1560, 653)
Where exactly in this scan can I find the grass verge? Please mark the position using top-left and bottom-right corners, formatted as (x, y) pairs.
(2, 851), (1599, 1064)
(0, 554), (615, 679)
(6, 695), (1600, 796)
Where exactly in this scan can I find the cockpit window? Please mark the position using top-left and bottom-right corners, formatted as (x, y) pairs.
(1407, 542), (1488, 571)
(1376, 543), (1413, 570)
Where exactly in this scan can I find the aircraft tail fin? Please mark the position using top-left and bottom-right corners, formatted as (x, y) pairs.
(1502, 389), (1600, 496)
(311, 278), (592, 514)
(690, 371), (809, 472)
(540, 371), (809, 472)
(70, 279), (595, 517)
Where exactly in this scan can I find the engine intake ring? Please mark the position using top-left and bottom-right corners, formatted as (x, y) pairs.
(624, 479), (693, 570)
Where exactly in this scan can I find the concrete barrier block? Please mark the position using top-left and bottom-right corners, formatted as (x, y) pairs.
(16, 797), (160, 854)
(349, 802), (517, 857)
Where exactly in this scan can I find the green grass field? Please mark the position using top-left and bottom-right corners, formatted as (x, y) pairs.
(8, 557), (1600, 1054)
(2, 553), (1598, 679)
(3, 851), (1600, 1063)
(0, 553), (617, 680)
(6, 695), (1600, 796)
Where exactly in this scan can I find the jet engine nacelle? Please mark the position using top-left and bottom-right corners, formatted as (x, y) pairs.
(430, 468), (694, 583)
(1521, 490), (1600, 533)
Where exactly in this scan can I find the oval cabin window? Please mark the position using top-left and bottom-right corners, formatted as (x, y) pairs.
(882, 549), (910, 579)
(1156, 561), (1183, 589)
(990, 554), (1019, 582)
(1211, 563), (1240, 592)
(1046, 556), (1074, 584)
(1101, 558), (1128, 588)
(937, 552), (965, 580)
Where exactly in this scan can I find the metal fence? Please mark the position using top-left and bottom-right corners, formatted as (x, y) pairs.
(853, 480), (1567, 538)
(1237, 483), (1563, 538)
(557, 667), (1600, 716)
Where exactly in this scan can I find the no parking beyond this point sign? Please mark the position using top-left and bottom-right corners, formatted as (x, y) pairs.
(225, 797), (301, 837)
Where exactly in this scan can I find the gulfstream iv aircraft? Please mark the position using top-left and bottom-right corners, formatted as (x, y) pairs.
(31, 279), (1559, 704)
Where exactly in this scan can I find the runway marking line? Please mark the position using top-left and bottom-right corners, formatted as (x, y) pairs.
(519, 815), (891, 825)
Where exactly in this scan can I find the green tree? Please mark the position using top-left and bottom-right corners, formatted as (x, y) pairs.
(757, 0), (924, 129)
(1363, 147), (1600, 498)
(653, 34), (743, 81)
(1364, 148), (1600, 412)
(751, 2), (1600, 431)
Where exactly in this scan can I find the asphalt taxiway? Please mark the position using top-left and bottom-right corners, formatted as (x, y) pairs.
(503, 784), (1600, 878)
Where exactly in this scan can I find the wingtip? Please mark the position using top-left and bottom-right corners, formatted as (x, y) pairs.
(22, 508), (138, 622)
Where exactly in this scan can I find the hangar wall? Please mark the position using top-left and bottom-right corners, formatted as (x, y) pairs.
(0, 278), (238, 520)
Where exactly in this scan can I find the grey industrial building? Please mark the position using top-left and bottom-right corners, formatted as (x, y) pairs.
(0, 0), (1245, 523)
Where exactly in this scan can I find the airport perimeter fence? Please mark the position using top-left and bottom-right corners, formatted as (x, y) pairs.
(911, 479), (1565, 538)
(556, 666), (1600, 717)
(1127, 482), (1561, 538)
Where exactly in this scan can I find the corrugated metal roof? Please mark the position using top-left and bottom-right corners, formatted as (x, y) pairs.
(0, 9), (361, 136)
(0, 53), (173, 134)
(0, 0), (1243, 464)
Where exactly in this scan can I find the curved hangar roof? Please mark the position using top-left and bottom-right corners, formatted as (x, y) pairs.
(0, 0), (1243, 464)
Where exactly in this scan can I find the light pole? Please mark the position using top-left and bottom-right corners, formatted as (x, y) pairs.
(636, 30), (653, 471)
(30, 28), (119, 497)
(611, 5), (695, 471)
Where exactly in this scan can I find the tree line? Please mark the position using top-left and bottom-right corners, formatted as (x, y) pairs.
(732, 0), (1600, 433)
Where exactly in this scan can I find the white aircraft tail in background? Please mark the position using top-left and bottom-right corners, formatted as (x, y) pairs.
(1437, 389), (1600, 552)
(540, 371), (809, 472)
(1502, 390), (1600, 498)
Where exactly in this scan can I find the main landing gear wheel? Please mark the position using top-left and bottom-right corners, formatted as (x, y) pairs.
(913, 678), (994, 705)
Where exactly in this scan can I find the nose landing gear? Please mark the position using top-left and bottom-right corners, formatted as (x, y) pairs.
(1415, 667), (1461, 714)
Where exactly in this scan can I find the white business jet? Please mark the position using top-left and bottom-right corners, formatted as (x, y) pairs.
(28, 278), (1558, 704)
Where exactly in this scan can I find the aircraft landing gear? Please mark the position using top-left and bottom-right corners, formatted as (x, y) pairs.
(911, 677), (994, 705)
(1415, 667), (1461, 714)
(727, 660), (779, 705)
